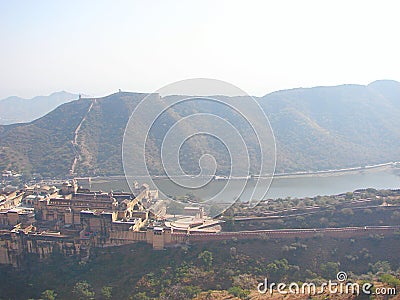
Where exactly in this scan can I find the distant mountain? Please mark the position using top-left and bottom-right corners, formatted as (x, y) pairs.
(259, 80), (400, 172)
(0, 80), (399, 178)
(0, 91), (80, 125)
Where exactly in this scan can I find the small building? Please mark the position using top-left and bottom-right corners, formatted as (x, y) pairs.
(184, 206), (204, 219)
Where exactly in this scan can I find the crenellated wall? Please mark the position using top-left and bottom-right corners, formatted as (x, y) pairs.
(0, 229), (80, 267)
(1, 224), (399, 267)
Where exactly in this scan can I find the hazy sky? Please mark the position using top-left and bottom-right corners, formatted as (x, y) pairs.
(1, 0), (399, 99)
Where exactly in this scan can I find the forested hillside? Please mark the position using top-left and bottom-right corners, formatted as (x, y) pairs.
(1, 80), (399, 178)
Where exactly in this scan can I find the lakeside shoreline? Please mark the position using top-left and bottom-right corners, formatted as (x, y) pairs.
(86, 161), (399, 182)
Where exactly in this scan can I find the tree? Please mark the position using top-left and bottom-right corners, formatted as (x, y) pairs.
(341, 208), (354, 216)
(132, 292), (150, 300)
(232, 274), (258, 289)
(160, 284), (200, 300)
(370, 261), (391, 274)
(380, 274), (400, 288)
(320, 262), (339, 280)
(41, 290), (57, 300)
(228, 286), (250, 299)
(198, 250), (213, 270)
(73, 281), (95, 300)
(230, 247), (237, 258)
(345, 192), (353, 200)
(266, 259), (289, 281)
(101, 286), (112, 300)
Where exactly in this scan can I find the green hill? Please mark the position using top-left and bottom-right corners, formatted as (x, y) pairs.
(260, 80), (400, 172)
(1, 80), (400, 178)
(0, 98), (93, 177)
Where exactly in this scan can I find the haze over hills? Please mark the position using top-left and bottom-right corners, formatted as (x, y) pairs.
(260, 80), (400, 172)
(0, 91), (80, 125)
(0, 80), (400, 178)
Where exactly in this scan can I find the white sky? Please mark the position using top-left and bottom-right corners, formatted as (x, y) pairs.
(1, 0), (399, 99)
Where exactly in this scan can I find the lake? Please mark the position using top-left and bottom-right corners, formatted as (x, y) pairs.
(90, 167), (400, 202)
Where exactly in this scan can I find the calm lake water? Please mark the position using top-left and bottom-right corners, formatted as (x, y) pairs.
(90, 167), (400, 201)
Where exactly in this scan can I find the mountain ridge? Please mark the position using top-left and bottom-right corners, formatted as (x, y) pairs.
(0, 91), (81, 125)
(1, 80), (399, 178)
